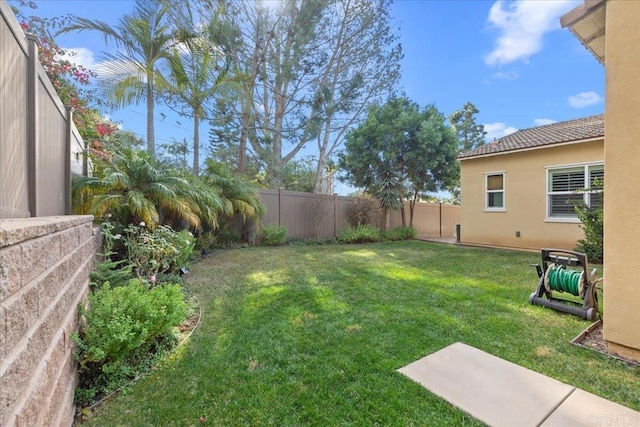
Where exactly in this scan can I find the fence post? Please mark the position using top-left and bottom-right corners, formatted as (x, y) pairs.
(82, 137), (88, 177)
(278, 187), (284, 226)
(439, 203), (442, 237)
(333, 193), (338, 237)
(26, 34), (39, 217)
(64, 107), (72, 215)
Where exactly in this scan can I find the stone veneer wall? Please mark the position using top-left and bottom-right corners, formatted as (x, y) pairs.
(0, 216), (101, 426)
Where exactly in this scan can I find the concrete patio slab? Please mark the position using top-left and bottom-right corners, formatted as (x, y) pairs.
(398, 342), (576, 427)
(541, 389), (640, 427)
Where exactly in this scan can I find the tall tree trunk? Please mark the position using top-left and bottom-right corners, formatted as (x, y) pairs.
(146, 79), (155, 156)
(400, 198), (406, 227)
(313, 145), (327, 193)
(384, 207), (390, 231)
(270, 157), (284, 188)
(409, 193), (418, 227)
(193, 114), (200, 176)
(236, 108), (249, 174)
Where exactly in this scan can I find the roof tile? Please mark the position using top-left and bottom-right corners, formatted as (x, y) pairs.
(458, 114), (604, 159)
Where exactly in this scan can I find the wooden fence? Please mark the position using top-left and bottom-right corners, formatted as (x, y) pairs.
(259, 188), (460, 239)
(0, 1), (85, 219)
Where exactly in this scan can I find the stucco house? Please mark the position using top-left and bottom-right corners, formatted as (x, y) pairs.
(561, 0), (640, 363)
(458, 114), (604, 250)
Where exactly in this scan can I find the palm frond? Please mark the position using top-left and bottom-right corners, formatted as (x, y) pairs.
(127, 190), (160, 227)
(57, 17), (126, 47)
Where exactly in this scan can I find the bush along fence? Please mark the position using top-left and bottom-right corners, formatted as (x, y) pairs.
(257, 188), (460, 240)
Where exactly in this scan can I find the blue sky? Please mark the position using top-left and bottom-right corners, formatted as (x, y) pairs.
(23, 0), (604, 190)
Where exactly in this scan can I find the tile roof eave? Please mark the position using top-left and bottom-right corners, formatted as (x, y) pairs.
(457, 136), (604, 161)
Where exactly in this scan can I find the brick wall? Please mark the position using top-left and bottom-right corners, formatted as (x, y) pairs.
(0, 216), (101, 426)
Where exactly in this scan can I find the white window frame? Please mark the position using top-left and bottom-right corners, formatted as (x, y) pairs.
(545, 161), (604, 223)
(485, 171), (506, 212)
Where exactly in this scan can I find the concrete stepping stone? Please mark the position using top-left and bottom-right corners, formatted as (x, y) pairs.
(398, 342), (640, 427)
(541, 389), (640, 426)
(398, 342), (575, 427)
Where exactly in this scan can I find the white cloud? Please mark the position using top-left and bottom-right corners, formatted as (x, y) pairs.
(484, 122), (518, 141)
(484, 0), (580, 67)
(493, 69), (519, 80)
(57, 47), (98, 70)
(567, 91), (604, 108)
(533, 118), (557, 126)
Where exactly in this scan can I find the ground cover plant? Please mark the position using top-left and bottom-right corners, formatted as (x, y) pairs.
(80, 242), (640, 425)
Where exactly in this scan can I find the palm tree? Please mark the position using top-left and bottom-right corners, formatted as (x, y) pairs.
(60, 0), (177, 155)
(72, 148), (226, 230)
(202, 159), (264, 231)
(163, 5), (241, 175)
(201, 159), (264, 237)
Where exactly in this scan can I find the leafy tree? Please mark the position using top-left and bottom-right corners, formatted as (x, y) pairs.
(160, 138), (190, 169)
(207, 135), (262, 181)
(449, 101), (486, 152)
(210, 0), (401, 190)
(339, 97), (459, 226)
(307, 0), (402, 193)
(60, 0), (178, 155)
(280, 157), (317, 193)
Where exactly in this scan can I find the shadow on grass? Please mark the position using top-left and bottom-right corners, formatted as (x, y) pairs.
(82, 242), (640, 426)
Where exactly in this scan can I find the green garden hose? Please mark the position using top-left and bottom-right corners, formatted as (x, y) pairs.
(544, 264), (584, 297)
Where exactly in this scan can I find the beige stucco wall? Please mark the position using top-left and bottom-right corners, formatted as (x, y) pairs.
(460, 139), (603, 250)
(602, 0), (640, 362)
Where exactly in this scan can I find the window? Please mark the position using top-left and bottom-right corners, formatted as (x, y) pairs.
(485, 172), (505, 210)
(547, 164), (603, 219)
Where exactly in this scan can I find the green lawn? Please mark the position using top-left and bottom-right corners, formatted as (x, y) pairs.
(84, 241), (640, 426)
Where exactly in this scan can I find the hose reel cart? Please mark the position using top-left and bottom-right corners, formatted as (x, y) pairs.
(529, 249), (599, 320)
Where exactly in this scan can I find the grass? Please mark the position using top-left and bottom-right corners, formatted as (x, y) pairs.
(83, 241), (640, 426)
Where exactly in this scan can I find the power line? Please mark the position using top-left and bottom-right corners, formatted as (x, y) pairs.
(122, 108), (194, 133)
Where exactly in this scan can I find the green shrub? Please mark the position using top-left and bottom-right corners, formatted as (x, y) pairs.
(337, 224), (381, 244)
(382, 226), (417, 241)
(75, 279), (186, 364)
(574, 202), (603, 264)
(90, 252), (135, 289)
(124, 223), (196, 280)
(346, 194), (382, 227)
(214, 228), (242, 244)
(73, 279), (187, 404)
(260, 224), (287, 246)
